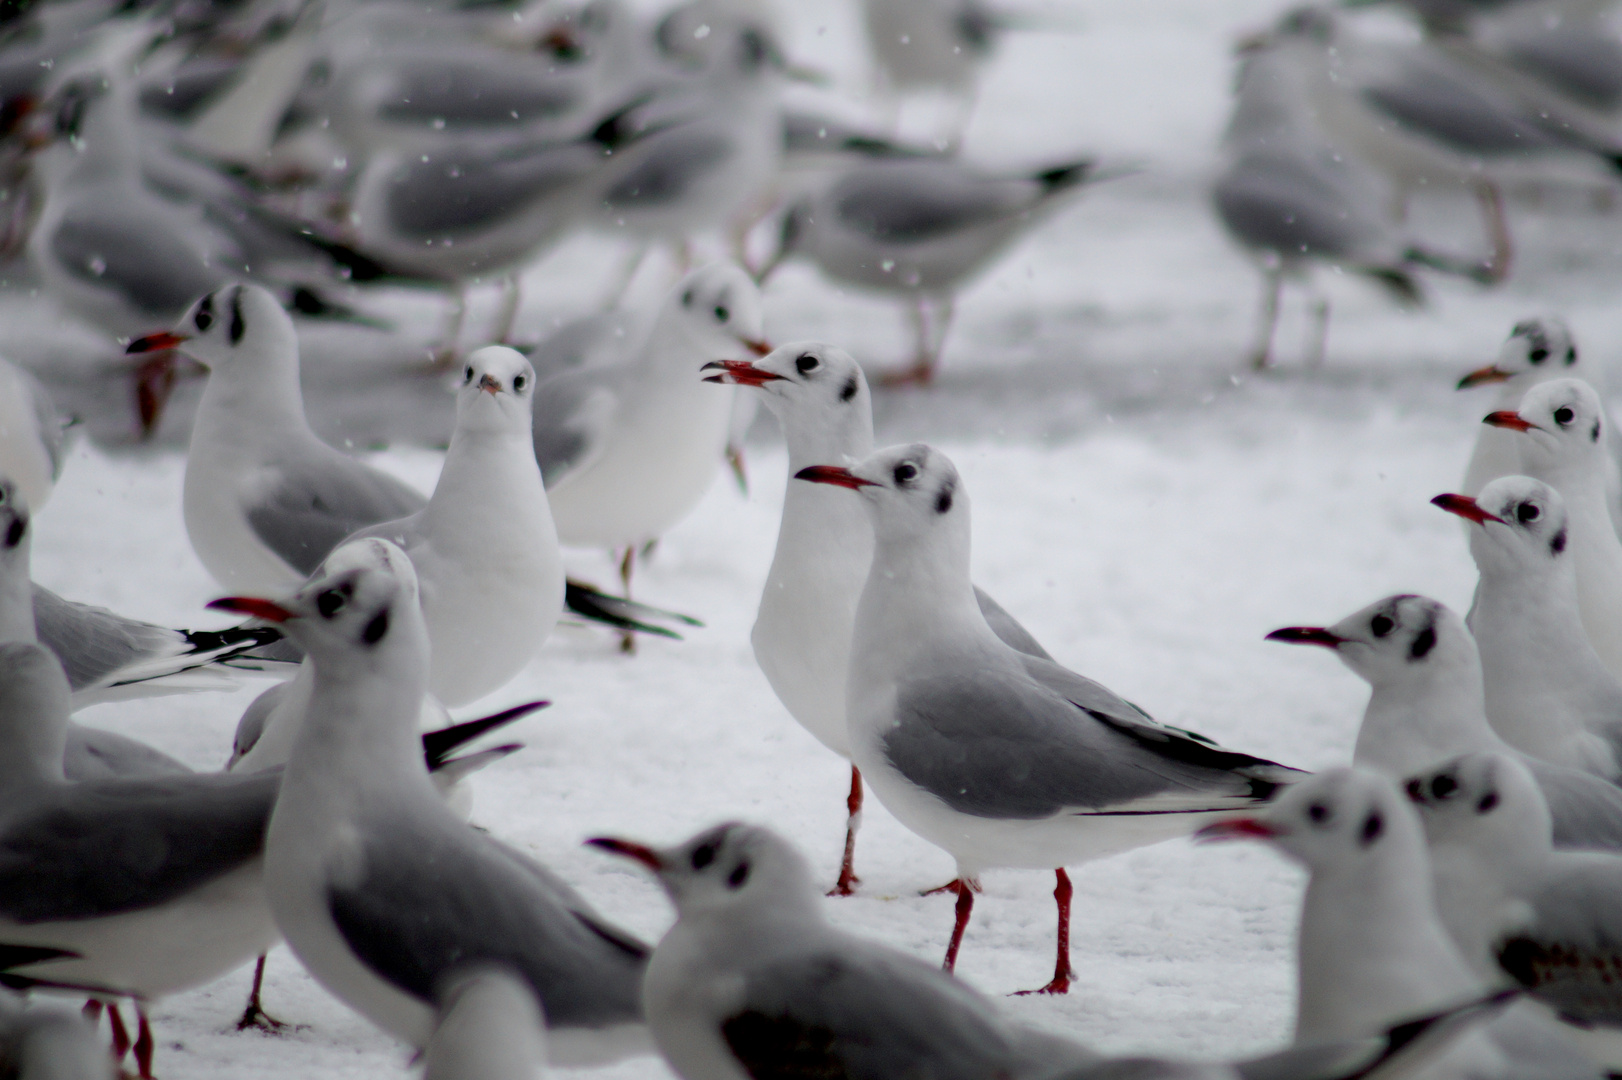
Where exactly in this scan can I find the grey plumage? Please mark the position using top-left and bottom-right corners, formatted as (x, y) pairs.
(242, 454), (425, 578)
(62, 725), (190, 781)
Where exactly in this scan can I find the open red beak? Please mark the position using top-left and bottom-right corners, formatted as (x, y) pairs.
(1265, 626), (1345, 648)
(1195, 817), (1281, 843)
(125, 330), (191, 355)
(207, 596), (295, 623)
(585, 837), (663, 871)
(702, 360), (784, 387)
(1457, 365), (1513, 390)
(1483, 410), (1536, 432)
(794, 465), (877, 489)
(1431, 493), (1506, 526)
(478, 373), (501, 395)
(739, 338), (773, 358)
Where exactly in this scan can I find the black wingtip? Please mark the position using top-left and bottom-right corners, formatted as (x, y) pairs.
(422, 701), (550, 769)
(564, 580), (702, 638)
(1035, 160), (1096, 191)
(180, 624), (284, 656)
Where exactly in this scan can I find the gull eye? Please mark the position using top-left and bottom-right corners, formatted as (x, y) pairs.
(1431, 774), (1457, 799)
(1530, 347), (1548, 364)
(1370, 614), (1394, 638)
(1308, 803), (1329, 824)
(893, 462), (918, 485)
(317, 590), (345, 618)
(1555, 406), (1576, 425)
(512, 374), (527, 392)
(795, 353), (819, 375)
(1516, 502), (1540, 524)
(464, 366), (474, 383)
(194, 308), (213, 332)
(691, 843), (716, 870)
(713, 305), (729, 322)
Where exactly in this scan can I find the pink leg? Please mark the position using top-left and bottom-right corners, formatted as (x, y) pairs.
(106, 1003), (131, 1061)
(942, 879), (976, 972)
(133, 1006), (155, 1079)
(828, 767), (863, 897)
(1015, 869), (1074, 995)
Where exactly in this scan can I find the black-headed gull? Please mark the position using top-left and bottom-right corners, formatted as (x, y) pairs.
(800, 443), (1302, 992)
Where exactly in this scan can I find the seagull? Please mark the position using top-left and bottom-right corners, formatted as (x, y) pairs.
(762, 155), (1100, 385)
(1434, 479), (1622, 781)
(536, 262), (769, 629)
(591, 820), (1518, 1080)
(1199, 767), (1604, 1080)
(0, 356), (69, 512)
(1409, 751), (1622, 1065)
(799, 442), (1302, 992)
(0, 986), (116, 1080)
(127, 283), (427, 595)
(1480, 377), (1622, 681)
(704, 342), (1049, 894)
(345, 345), (563, 708)
(1265, 593), (1622, 849)
(424, 967), (548, 1080)
(210, 538), (651, 1063)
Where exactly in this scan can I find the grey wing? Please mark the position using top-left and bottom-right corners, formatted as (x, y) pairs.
(1527, 760), (1622, 851)
(720, 947), (1024, 1080)
(326, 813), (646, 1032)
(1213, 151), (1382, 262)
(885, 655), (1296, 821)
(528, 312), (635, 383)
(382, 138), (601, 241)
(0, 772), (276, 922)
(62, 725), (192, 781)
(229, 681), (288, 767)
(378, 59), (579, 130)
(829, 161), (1034, 244)
(973, 586), (1050, 661)
(1497, 859), (1622, 1027)
(1360, 62), (1565, 156)
(245, 452), (426, 577)
(598, 126), (734, 209)
(32, 585), (183, 691)
(531, 367), (622, 486)
(48, 203), (229, 322)
(1504, 27), (1622, 111)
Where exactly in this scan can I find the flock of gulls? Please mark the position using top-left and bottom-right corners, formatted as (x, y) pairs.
(0, 0), (1621, 1078)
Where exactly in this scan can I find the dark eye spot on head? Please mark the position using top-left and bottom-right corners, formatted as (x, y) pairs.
(1360, 811), (1384, 846)
(1370, 614), (1394, 638)
(1552, 528), (1567, 555)
(317, 590), (345, 618)
(1404, 777), (1423, 802)
(1477, 791), (1499, 813)
(1593, 421), (1602, 444)
(1408, 626), (1436, 661)
(1566, 346), (1578, 365)
(4, 516), (23, 549)
(893, 462), (918, 485)
(194, 293), (215, 332)
(690, 843), (716, 870)
(1308, 803), (1329, 824)
(1431, 773), (1457, 799)
(362, 608), (389, 645)
(795, 353), (818, 375)
(839, 376), (857, 402)
(1555, 406), (1575, 426)
(681, 290), (694, 308)
(228, 288), (245, 345)
(1516, 501), (1540, 524)
(1530, 347), (1549, 363)
(713, 306), (729, 323)
(935, 479), (955, 515)
(727, 861), (750, 888)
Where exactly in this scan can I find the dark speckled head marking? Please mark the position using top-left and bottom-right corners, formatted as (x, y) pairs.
(839, 375), (857, 402)
(1359, 810), (1383, 846)
(1551, 528), (1567, 555)
(1408, 617), (1437, 661)
(194, 291), (215, 332)
(934, 478), (955, 515)
(228, 286), (245, 345)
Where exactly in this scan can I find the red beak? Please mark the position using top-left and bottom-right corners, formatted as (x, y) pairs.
(1195, 817), (1281, 843)
(585, 837), (663, 871)
(1457, 364), (1513, 390)
(125, 330), (191, 355)
(702, 360), (784, 387)
(739, 338), (773, 358)
(1265, 626), (1345, 648)
(1431, 493), (1506, 526)
(207, 596), (295, 623)
(794, 465), (877, 489)
(1483, 410), (1536, 432)
(478, 373), (501, 395)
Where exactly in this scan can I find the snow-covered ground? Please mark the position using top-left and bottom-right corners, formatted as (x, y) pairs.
(15, 0), (1622, 1076)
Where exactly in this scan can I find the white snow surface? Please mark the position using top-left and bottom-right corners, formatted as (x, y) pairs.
(19, 0), (1622, 1076)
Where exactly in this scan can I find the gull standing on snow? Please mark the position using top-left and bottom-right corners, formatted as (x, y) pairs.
(346, 346), (562, 707)
(1410, 751), (1622, 1064)
(535, 263), (769, 618)
(210, 540), (650, 1063)
(1435, 480), (1622, 781)
(800, 443), (1301, 992)
(1266, 593), (1622, 848)
(1481, 377), (1622, 680)
(0, 357), (69, 513)
(592, 820), (1517, 1080)
(704, 343), (1049, 894)
(1200, 768), (1604, 1080)
(128, 284), (426, 594)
